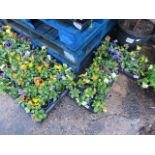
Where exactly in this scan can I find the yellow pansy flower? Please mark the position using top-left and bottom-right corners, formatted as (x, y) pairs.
(21, 64), (27, 70)
(105, 36), (111, 42)
(44, 62), (49, 68)
(18, 79), (24, 87)
(10, 52), (15, 56)
(82, 79), (90, 85)
(18, 62), (22, 65)
(93, 62), (97, 67)
(91, 75), (97, 81)
(95, 67), (100, 72)
(4, 25), (12, 30)
(103, 107), (108, 113)
(29, 63), (33, 68)
(55, 65), (62, 72)
(98, 79), (101, 82)
(84, 88), (89, 93)
(29, 98), (40, 106)
(50, 74), (56, 80)
(108, 76), (112, 79)
(136, 45), (142, 51)
(2, 42), (5, 46)
(12, 73), (17, 78)
(34, 77), (43, 86)
(9, 32), (14, 38)
(37, 66), (42, 74)
(97, 56), (102, 60)
(79, 72), (87, 77)
(139, 56), (145, 63)
(140, 71), (145, 76)
(130, 52), (136, 58)
(63, 64), (68, 69)
(16, 55), (21, 60)
(2, 32), (6, 36)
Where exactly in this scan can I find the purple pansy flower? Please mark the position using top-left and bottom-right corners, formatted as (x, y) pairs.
(114, 50), (119, 56)
(108, 49), (115, 56)
(107, 70), (112, 74)
(0, 73), (5, 78)
(50, 86), (56, 90)
(101, 66), (106, 70)
(111, 39), (118, 45)
(23, 35), (28, 40)
(56, 73), (61, 78)
(5, 41), (11, 47)
(60, 79), (64, 83)
(32, 45), (35, 49)
(115, 55), (123, 62)
(18, 89), (25, 95)
(115, 55), (121, 62)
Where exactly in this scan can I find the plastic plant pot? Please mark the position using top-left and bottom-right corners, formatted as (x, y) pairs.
(116, 19), (155, 49)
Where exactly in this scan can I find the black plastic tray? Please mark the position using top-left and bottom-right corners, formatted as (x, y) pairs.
(119, 67), (141, 80)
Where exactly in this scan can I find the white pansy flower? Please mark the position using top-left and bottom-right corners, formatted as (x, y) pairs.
(0, 64), (5, 71)
(41, 46), (46, 50)
(145, 58), (148, 63)
(142, 82), (149, 89)
(65, 67), (72, 72)
(111, 72), (117, 79)
(148, 65), (153, 70)
(47, 55), (51, 60)
(81, 101), (88, 106)
(133, 75), (140, 79)
(76, 98), (80, 103)
(131, 57), (136, 61)
(6, 29), (11, 34)
(11, 65), (17, 71)
(104, 78), (109, 84)
(25, 51), (31, 57)
(62, 76), (66, 80)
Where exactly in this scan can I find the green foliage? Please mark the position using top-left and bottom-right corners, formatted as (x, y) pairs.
(139, 65), (155, 92)
(0, 23), (75, 122)
(33, 109), (47, 122)
(70, 88), (80, 99)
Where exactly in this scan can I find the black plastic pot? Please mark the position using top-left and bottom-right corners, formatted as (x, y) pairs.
(116, 20), (155, 49)
(118, 67), (141, 80)
(43, 89), (68, 114)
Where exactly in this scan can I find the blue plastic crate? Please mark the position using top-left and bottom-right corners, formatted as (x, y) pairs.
(3, 19), (115, 73)
(40, 19), (110, 51)
(13, 19), (112, 51)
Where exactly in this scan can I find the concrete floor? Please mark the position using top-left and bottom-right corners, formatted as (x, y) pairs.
(0, 44), (155, 135)
(0, 73), (155, 135)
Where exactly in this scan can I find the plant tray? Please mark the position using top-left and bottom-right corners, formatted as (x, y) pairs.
(14, 86), (68, 122)
(118, 67), (141, 80)
(69, 80), (115, 113)
(1, 73), (68, 122)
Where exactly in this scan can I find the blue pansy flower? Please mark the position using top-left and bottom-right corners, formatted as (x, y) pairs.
(5, 41), (11, 47)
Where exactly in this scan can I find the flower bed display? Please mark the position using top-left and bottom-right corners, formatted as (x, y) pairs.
(69, 38), (119, 113)
(0, 24), (75, 122)
(97, 36), (149, 79)
(0, 23), (151, 121)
